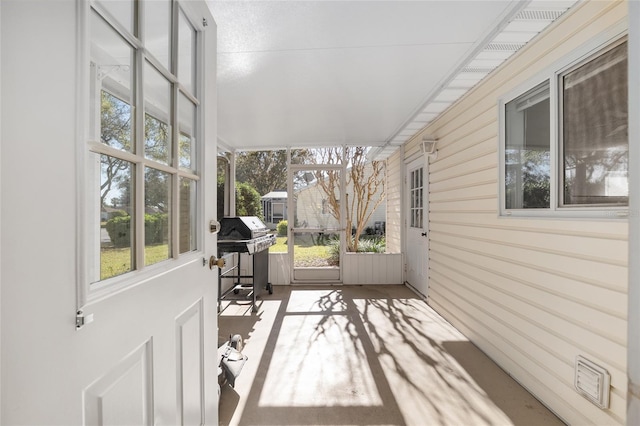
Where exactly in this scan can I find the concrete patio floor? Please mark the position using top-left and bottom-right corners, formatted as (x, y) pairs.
(218, 285), (565, 426)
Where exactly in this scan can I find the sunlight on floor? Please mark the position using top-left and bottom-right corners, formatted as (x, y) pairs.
(218, 285), (564, 426)
(257, 289), (381, 407)
(258, 314), (382, 407)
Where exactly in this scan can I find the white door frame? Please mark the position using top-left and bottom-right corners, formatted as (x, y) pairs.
(404, 154), (429, 297)
(288, 161), (346, 283)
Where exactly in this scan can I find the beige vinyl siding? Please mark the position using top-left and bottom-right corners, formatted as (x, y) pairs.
(385, 150), (402, 253)
(405, 1), (629, 424)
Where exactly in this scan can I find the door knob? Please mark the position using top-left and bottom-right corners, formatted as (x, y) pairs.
(209, 255), (225, 269)
(421, 232), (427, 237)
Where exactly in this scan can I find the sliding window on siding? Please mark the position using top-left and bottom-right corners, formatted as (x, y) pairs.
(500, 37), (628, 217)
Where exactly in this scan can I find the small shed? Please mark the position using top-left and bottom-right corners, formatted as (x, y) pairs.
(261, 191), (287, 229)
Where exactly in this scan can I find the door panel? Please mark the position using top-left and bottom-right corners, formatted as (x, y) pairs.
(84, 341), (154, 425)
(405, 158), (429, 296)
(176, 300), (205, 426)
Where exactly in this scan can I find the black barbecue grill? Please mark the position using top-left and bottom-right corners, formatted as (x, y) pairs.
(217, 216), (276, 312)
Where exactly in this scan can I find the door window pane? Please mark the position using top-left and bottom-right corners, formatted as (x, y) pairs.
(144, 0), (171, 70)
(178, 92), (196, 171)
(95, 0), (134, 35)
(145, 167), (171, 265)
(410, 168), (423, 228)
(562, 42), (628, 206)
(92, 11), (134, 152)
(144, 62), (171, 164)
(100, 155), (134, 280)
(179, 177), (197, 254)
(505, 81), (550, 209)
(178, 9), (196, 94)
(101, 91), (133, 152)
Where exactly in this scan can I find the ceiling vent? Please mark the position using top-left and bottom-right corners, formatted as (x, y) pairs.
(575, 356), (610, 409)
(514, 10), (564, 21)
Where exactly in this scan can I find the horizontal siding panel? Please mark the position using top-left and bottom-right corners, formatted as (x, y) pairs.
(429, 197), (497, 214)
(386, 150), (402, 253)
(430, 168), (496, 194)
(430, 233), (626, 291)
(430, 211), (628, 237)
(404, 138), (422, 159)
(429, 182), (496, 204)
(430, 150), (497, 183)
(429, 241), (626, 322)
(432, 222), (627, 267)
(430, 254), (627, 354)
(429, 271), (626, 394)
(429, 287), (626, 426)
(431, 108), (497, 156)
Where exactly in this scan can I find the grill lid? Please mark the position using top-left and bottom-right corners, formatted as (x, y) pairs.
(219, 216), (269, 240)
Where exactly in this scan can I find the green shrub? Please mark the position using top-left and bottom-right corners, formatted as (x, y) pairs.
(328, 236), (386, 259)
(277, 220), (288, 236)
(105, 215), (132, 247)
(105, 213), (168, 247)
(145, 213), (168, 245)
(356, 237), (386, 253)
(328, 237), (341, 265)
(109, 209), (128, 219)
(217, 179), (264, 220)
(236, 182), (263, 218)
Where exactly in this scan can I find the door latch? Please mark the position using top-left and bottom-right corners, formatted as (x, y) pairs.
(76, 310), (94, 329)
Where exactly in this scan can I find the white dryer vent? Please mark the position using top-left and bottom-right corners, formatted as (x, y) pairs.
(574, 355), (610, 409)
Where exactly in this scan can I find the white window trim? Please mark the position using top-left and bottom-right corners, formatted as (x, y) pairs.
(499, 26), (628, 220)
(77, 0), (207, 306)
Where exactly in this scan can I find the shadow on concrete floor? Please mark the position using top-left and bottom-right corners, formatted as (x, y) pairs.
(218, 285), (564, 426)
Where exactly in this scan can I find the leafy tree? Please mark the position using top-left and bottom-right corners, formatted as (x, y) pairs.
(235, 149), (313, 196)
(100, 91), (173, 214)
(217, 178), (263, 220)
(236, 182), (263, 218)
(100, 91), (131, 208)
(313, 147), (385, 252)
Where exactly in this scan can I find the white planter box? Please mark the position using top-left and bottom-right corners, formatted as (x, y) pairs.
(343, 253), (403, 285)
(267, 252), (403, 285)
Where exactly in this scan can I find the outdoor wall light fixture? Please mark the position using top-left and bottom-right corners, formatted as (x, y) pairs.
(421, 136), (438, 161)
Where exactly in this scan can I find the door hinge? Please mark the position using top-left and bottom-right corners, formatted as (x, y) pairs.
(76, 310), (94, 330)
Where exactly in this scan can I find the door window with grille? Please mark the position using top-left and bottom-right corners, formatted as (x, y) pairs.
(410, 167), (424, 228)
(87, 1), (201, 286)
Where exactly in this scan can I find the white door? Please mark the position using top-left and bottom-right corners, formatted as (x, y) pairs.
(1, 1), (219, 424)
(405, 157), (429, 297)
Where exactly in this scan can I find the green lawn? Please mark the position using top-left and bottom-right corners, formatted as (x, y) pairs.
(269, 236), (288, 253)
(101, 244), (169, 280)
(269, 235), (336, 267)
(101, 235), (337, 280)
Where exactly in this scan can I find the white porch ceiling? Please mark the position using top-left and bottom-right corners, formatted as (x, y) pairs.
(208, 0), (578, 157)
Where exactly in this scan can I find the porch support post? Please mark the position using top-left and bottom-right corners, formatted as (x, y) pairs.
(628, 0), (640, 423)
(229, 151), (236, 217)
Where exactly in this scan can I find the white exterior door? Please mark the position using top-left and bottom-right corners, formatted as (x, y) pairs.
(405, 157), (429, 297)
(1, 1), (219, 424)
